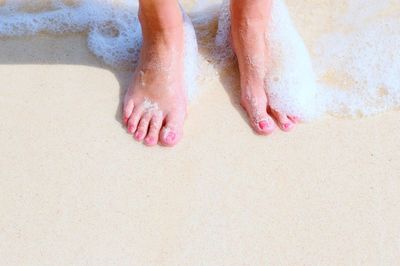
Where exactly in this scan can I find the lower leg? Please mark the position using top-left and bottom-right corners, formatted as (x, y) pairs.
(139, 0), (183, 38)
(138, 0), (183, 60)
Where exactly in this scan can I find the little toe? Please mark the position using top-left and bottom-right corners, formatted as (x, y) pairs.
(288, 115), (301, 123)
(271, 109), (295, 132)
(160, 112), (185, 147)
(144, 113), (163, 146)
(134, 112), (152, 141)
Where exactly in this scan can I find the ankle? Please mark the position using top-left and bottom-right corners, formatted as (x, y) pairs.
(140, 15), (183, 48)
(141, 28), (184, 53)
(140, 16), (183, 33)
(231, 0), (271, 22)
(139, 2), (183, 33)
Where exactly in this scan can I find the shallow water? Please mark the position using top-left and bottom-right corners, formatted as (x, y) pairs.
(0, 0), (399, 118)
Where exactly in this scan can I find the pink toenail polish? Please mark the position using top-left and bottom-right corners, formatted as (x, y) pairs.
(290, 116), (300, 123)
(146, 137), (154, 143)
(167, 132), (176, 142)
(283, 123), (292, 129)
(128, 126), (134, 133)
(135, 132), (142, 139)
(259, 121), (268, 130)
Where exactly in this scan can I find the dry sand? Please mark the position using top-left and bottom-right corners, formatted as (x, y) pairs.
(1, 1), (400, 265)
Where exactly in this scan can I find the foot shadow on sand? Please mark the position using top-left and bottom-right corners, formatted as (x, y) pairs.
(0, 33), (133, 131)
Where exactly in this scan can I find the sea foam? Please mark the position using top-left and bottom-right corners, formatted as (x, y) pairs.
(312, 0), (400, 117)
(0, 0), (399, 118)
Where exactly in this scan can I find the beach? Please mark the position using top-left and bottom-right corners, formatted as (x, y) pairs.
(1, 0), (400, 264)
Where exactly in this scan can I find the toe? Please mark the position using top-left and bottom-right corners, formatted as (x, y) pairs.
(288, 115), (300, 123)
(241, 94), (275, 135)
(159, 112), (185, 147)
(144, 113), (163, 146)
(123, 98), (134, 125)
(134, 112), (152, 141)
(127, 105), (144, 134)
(271, 108), (295, 132)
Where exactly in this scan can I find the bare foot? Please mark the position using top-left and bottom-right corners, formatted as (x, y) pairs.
(231, 1), (298, 134)
(123, 24), (186, 147)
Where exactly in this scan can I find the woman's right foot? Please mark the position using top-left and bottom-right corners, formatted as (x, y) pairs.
(123, 2), (187, 147)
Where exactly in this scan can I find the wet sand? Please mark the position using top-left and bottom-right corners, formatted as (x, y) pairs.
(1, 1), (400, 265)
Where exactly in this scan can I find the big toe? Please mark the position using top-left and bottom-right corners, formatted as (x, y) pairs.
(160, 112), (185, 147)
(241, 96), (275, 135)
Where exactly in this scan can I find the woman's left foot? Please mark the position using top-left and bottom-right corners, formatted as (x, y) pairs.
(231, 3), (298, 134)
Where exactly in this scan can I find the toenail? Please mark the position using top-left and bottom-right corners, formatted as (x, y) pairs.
(128, 126), (134, 133)
(290, 116), (300, 123)
(166, 132), (176, 142)
(146, 137), (154, 143)
(283, 123), (292, 130)
(135, 131), (143, 139)
(259, 121), (268, 130)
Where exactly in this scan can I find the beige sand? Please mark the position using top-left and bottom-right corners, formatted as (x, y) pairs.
(1, 1), (400, 265)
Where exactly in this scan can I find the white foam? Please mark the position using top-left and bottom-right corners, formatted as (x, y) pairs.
(312, 0), (400, 117)
(214, 0), (400, 118)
